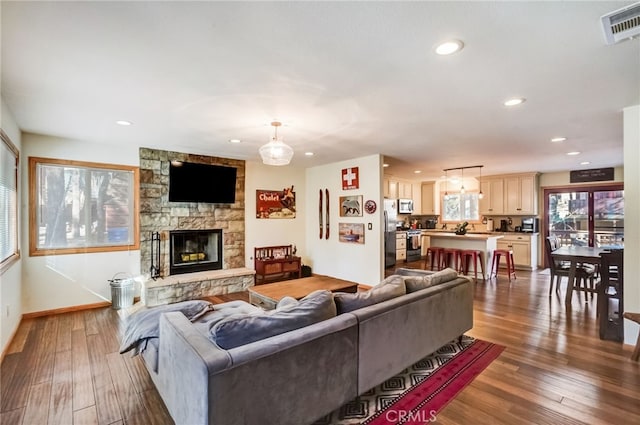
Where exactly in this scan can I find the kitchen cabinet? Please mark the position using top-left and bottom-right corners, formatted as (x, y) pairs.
(421, 233), (430, 257)
(384, 175), (413, 200)
(496, 233), (538, 270)
(421, 182), (436, 214)
(479, 178), (504, 215)
(504, 173), (538, 215)
(383, 177), (397, 199)
(398, 181), (413, 199)
(396, 232), (407, 261)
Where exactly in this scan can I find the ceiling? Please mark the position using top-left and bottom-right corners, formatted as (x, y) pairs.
(2, 1), (639, 181)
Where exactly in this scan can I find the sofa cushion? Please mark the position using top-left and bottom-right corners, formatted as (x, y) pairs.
(210, 290), (336, 349)
(334, 275), (406, 314)
(400, 268), (459, 293)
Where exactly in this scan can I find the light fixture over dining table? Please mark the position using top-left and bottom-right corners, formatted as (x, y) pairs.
(259, 121), (294, 166)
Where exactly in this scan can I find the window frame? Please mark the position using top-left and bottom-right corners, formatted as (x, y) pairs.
(440, 191), (482, 224)
(29, 156), (140, 256)
(0, 129), (20, 273)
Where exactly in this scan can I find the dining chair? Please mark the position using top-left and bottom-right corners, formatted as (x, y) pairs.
(544, 235), (595, 298)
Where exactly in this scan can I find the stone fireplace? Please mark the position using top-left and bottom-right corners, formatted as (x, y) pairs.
(139, 148), (254, 306)
(169, 229), (222, 275)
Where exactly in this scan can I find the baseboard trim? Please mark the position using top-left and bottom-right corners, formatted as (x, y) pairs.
(22, 301), (112, 319)
(0, 316), (23, 363)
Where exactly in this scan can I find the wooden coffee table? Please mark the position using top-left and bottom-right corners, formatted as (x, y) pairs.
(248, 275), (359, 310)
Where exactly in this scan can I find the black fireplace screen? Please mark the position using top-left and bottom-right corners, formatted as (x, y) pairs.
(169, 229), (223, 275)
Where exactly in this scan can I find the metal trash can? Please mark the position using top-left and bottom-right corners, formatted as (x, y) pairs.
(109, 273), (135, 310)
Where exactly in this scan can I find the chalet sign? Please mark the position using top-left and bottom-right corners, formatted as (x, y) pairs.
(569, 167), (614, 183)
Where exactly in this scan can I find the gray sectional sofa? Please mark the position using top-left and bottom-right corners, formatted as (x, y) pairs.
(131, 268), (473, 425)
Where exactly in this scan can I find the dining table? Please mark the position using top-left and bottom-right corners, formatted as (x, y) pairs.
(550, 246), (608, 306)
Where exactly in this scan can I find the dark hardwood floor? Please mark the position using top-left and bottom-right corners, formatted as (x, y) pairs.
(1, 262), (639, 424)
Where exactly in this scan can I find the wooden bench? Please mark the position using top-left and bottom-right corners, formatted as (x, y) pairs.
(254, 245), (301, 285)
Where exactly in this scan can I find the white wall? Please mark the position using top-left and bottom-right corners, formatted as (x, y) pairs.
(1, 98), (23, 353)
(244, 161), (307, 266)
(21, 133), (141, 313)
(305, 154), (383, 286)
(623, 105), (640, 346)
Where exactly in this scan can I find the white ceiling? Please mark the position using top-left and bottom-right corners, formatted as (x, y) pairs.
(2, 1), (639, 181)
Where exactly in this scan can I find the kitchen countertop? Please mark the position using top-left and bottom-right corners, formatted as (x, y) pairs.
(422, 229), (538, 236)
(422, 232), (504, 240)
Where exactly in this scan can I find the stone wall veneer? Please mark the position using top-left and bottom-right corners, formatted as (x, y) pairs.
(139, 148), (245, 278)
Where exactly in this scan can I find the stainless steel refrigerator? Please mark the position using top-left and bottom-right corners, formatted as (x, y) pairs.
(384, 199), (397, 268)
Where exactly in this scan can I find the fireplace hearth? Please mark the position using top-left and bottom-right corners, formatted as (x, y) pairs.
(169, 229), (223, 275)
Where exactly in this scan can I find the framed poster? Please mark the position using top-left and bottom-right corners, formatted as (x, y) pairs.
(341, 167), (359, 190)
(256, 186), (296, 219)
(339, 195), (363, 217)
(339, 223), (365, 244)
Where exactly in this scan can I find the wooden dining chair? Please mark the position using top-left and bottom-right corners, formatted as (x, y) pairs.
(544, 235), (595, 297)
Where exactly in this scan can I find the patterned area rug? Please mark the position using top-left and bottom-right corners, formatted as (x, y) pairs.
(313, 336), (504, 425)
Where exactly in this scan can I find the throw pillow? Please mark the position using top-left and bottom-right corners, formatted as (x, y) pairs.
(402, 268), (459, 293)
(276, 296), (299, 311)
(210, 290), (336, 349)
(334, 275), (406, 314)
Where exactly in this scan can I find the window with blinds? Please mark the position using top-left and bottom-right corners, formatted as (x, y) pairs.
(1, 130), (19, 272)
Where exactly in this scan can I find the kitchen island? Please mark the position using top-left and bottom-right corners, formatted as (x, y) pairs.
(422, 232), (504, 280)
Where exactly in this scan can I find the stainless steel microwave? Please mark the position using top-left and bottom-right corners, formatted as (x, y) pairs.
(398, 199), (414, 214)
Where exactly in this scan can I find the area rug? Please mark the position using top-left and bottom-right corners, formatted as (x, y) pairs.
(313, 336), (504, 425)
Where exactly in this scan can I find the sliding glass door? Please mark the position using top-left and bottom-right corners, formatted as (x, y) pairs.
(544, 184), (624, 248)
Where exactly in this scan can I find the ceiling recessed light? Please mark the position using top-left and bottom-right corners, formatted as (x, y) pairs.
(435, 40), (464, 55)
(116, 120), (132, 126)
(383, 163), (390, 168)
(305, 152), (314, 156)
(580, 161), (591, 165)
(551, 137), (567, 142)
(414, 170), (422, 174)
(229, 139), (241, 144)
(504, 98), (526, 107)
(567, 151), (581, 156)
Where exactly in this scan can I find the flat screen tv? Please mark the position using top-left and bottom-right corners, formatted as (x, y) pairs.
(169, 161), (237, 204)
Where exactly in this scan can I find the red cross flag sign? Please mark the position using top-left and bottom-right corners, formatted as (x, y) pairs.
(341, 167), (359, 190)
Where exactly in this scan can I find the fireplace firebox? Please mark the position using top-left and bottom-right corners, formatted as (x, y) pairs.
(169, 229), (223, 275)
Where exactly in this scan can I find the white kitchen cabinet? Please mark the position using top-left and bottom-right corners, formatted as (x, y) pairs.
(384, 175), (413, 200)
(384, 177), (398, 199)
(421, 233), (430, 257)
(479, 178), (504, 215)
(398, 181), (413, 199)
(396, 232), (407, 261)
(421, 182), (436, 214)
(496, 233), (538, 270)
(504, 173), (538, 215)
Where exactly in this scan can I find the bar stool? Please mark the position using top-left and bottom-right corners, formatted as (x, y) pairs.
(440, 248), (462, 272)
(490, 249), (516, 281)
(460, 249), (485, 282)
(425, 247), (444, 271)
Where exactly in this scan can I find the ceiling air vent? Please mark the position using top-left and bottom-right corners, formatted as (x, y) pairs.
(601, 2), (640, 45)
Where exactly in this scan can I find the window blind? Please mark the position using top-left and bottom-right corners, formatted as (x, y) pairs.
(0, 134), (18, 264)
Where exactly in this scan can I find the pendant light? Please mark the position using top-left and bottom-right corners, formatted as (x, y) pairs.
(444, 170), (449, 200)
(460, 168), (465, 193)
(478, 166), (484, 199)
(259, 121), (294, 166)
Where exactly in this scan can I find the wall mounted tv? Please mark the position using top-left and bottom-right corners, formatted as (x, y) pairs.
(169, 161), (237, 204)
